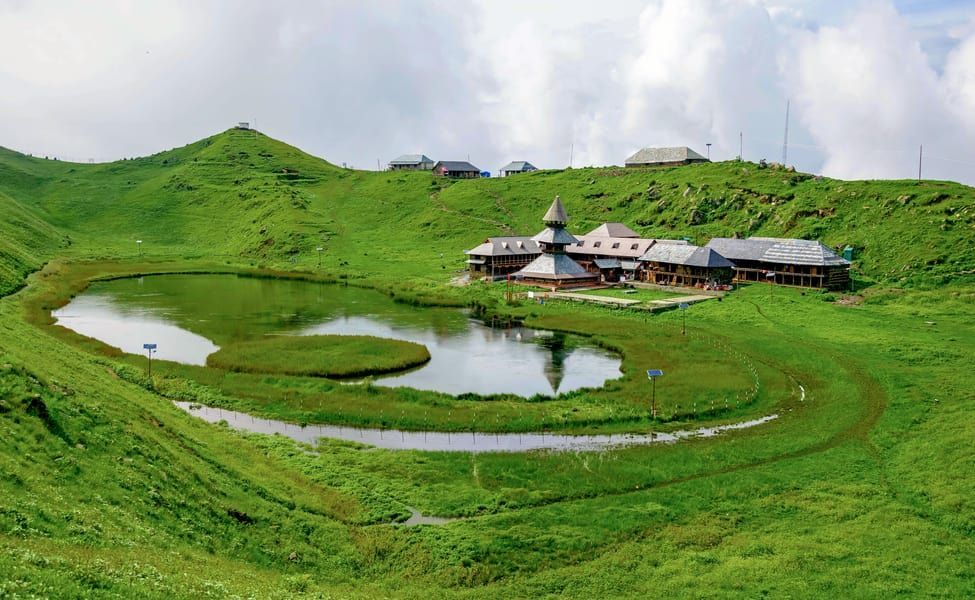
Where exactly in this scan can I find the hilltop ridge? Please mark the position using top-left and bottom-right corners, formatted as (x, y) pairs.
(1, 129), (973, 294)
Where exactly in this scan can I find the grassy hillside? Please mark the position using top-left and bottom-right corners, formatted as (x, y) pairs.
(0, 191), (64, 296)
(3, 129), (973, 286)
(1, 130), (973, 597)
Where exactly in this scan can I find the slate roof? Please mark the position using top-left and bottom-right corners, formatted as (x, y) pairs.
(533, 227), (579, 245)
(542, 196), (569, 225)
(501, 161), (537, 172)
(569, 236), (656, 259)
(434, 160), (480, 172)
(705, 237), (850, 267)
(586, 222), (640, 238)
(593, 258), (621, 269)
(465, 236), (540, 257)
(625, 147), (708, 165)
(516, 253), (596, 280)
(639, 244), (735, 268)
(389, 154), (433, 165)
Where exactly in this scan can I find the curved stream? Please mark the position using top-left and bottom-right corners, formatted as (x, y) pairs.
(175, 402), (779, 453)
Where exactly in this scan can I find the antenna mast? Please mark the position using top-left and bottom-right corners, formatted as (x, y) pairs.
(782, 100), (790, 166)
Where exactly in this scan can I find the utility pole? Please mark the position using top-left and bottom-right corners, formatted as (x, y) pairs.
(918, 145), (923, 182)
(739, 131), (743, 161)
(569, 143), (574, 168)
(706, 143), (712, 161)
(782, 100), (790, 166)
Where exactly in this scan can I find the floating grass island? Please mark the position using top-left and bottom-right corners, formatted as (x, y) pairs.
(206, 334), (431, 378)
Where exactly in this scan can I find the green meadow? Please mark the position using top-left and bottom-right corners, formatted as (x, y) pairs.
(0, 129), (973, 597)
(207, 335), (432, 379)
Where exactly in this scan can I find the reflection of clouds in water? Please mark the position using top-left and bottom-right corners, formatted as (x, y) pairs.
(56, 281), (621, 397)
(301, 318), (620, 397)
(52, 295), (218, 366)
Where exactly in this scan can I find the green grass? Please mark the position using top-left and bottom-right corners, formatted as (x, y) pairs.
(206, 334), (431, 378)
(576, 286), (686, 303)
(0, 129), (973, 597)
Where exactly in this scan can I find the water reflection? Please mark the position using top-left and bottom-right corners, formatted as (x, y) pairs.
(52, 274), (622, 397)
(176, 401), (779, 453)
(53, 294), (219, 365)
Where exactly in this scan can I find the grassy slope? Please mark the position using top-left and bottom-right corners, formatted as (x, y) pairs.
(206, 335), (431, 378)
(0, 131), (973, 597)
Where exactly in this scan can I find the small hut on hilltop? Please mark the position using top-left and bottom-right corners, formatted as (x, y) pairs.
(433, 160), (480, 178)
(625, 147), (709, 168)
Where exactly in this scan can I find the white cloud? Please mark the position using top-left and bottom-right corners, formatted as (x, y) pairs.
(790, 1), (975, 181)
(0, 0), (973, 184)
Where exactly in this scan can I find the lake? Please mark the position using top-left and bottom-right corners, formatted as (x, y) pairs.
(53, 274), (622, 397)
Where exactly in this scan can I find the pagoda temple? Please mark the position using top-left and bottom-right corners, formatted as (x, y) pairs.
(515, 195), (599, 288)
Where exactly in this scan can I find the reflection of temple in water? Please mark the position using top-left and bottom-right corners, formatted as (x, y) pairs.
(536, 332), (569, 394)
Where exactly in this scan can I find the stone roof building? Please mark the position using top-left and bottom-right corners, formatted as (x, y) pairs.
(639, 244), (735, 287)
(706, 237), (850, 289)
(464, 237), (541, 278)
(585, 222), (640, 238)
(625, 147), (709, 167)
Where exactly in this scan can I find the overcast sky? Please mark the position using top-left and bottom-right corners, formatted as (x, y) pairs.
(1, 0), (974, 184)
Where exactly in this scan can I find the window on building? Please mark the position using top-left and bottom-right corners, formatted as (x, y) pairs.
(612, 242), (620, 249)
(631, 243), (639, 250)
(593, 241), (601, 248)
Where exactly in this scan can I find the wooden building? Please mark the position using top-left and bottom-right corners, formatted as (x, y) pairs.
(625, 146), (709, 168)
(464, 237), (540, 279)
(433, 160), (480, 178)
(515, 196), (599, 288)
(705, 237), (850, 290)
(639, 244), (734, 287)
(388, 154), (435, 171)
(567, 223), (687, 282)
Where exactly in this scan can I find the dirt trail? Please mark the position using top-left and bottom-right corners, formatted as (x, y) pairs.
(461, 300), (889, 520)
(429, 189), (514, 234)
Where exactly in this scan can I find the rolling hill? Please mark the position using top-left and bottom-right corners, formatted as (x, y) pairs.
(1, 128), (973, 291)
(1, 130), (973, 597)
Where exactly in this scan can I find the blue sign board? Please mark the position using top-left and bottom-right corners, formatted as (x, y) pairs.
(143, 343), (157, 350)
(679, 303), (689, 310)
(646, 369), (664, 378)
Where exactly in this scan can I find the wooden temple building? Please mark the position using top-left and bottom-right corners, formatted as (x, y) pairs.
(464, 237), (540, 278)
(464, 202), (851, 291)
(706, 237), (851, 290)
(638, 244), (735, 287)
(567, 222), (687, 282)
(514, 196), (599, 288)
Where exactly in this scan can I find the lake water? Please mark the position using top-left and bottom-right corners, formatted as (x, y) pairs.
(53, 274), (622, 397)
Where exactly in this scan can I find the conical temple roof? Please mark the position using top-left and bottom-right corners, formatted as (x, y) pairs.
(543, 195), (569, 225)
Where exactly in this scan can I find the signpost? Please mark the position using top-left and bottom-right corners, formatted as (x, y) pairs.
(136, 240), (143, 258)
(143, 343), (157, 377)
(646, 369), (664, 419)
(316, 247), (324, 268)
(679, 302), (689, 335)
(766, 271), (775, 301)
